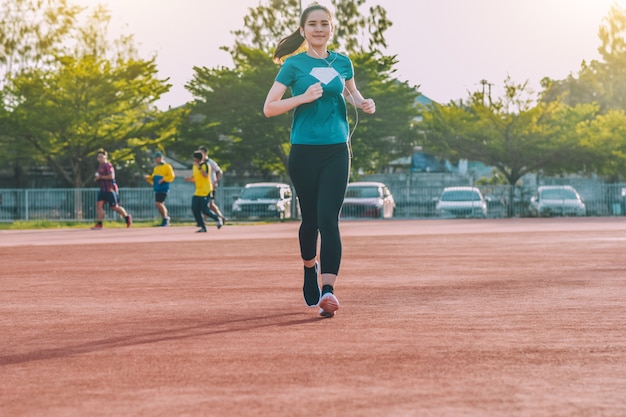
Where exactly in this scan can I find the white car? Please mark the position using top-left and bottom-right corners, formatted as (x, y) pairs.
(231, 182), (293, 220)
(435, 186), (487, 218)
(341, 182), (396, 219)
(529, 185), (586, 217)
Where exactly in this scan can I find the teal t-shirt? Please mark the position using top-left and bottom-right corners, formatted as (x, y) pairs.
(275, 51), (354, 145)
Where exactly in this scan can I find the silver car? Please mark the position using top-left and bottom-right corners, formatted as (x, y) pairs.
(435, 186), (488, 218)
(529, 185), (586, 217)
(231, 182), (293, 220)
(341, 182), (396, 219)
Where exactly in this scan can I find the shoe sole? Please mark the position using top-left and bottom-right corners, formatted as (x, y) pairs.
(319, 294), (339, 318)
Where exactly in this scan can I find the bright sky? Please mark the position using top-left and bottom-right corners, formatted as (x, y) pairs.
(74, 0), (624, 109)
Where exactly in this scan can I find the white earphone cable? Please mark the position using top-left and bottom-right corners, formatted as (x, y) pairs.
(345, 87), (359, 159)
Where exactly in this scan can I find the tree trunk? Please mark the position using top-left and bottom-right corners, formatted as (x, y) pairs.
(12, 163), (29, 188)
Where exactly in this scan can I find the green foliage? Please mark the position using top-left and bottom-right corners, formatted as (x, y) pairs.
(347, 52), (420, 174)
(332, 0), (391, 53)
(5, 54), (179, 187)
(230, 0), (300, 55)
(474, 172), (508, 186)
(577, 109), (626, 177)
(0, 0), (184, 187)
(230, 0), (392, 56)
(539, 3), (626, 179)
(0, 0), (84, 185)
(183, 0), (419, 177)
(543, 4), (626, 113)
(0, 1), (181, 188)
(181, 46), (289, 177)
(0, 0), (83, 82)
(420, 78), (598, 185)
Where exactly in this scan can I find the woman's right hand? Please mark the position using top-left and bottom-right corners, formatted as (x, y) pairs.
(301, 82), (323, 103)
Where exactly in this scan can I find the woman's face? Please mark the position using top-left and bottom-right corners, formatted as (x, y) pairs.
(302, 9), (333, 48)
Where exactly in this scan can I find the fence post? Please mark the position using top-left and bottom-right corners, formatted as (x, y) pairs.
(24, 190), (29, 221)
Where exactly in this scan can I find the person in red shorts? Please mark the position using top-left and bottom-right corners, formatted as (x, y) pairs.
(92, 149), (132, 229)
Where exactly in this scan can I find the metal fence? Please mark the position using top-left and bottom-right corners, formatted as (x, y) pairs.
(2, 182), (626, 223)
(0, 184), (241, 223)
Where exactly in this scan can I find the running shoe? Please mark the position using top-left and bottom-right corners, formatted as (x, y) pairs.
(216, 218), (223, 229)
(303, 261), (321, 307)
(196, 227), (207, 233)
(160, 217), (170, 227)
(91, 223), (103, 230)
(125, 214), (132, 228)
(319, 293), (339, 318)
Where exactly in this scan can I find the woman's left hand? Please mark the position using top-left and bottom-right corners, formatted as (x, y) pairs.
(361, 98), (376, 114)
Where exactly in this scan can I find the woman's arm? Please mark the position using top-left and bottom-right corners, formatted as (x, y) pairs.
(344, 78), (376, 114)
(263, 81), (323, 118)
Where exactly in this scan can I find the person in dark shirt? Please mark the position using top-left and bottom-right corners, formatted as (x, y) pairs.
(92, 149), (132, 229)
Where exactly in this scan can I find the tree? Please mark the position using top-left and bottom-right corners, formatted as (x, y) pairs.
(2, 4), (182, 188)
(230, 0), (391, 56)
(577, 109), (626, 179)
(183, 46), (288, 178)
(183, 0), (420, 177)
(0, 0), (82, 84)
(420, 78), (598, 186)
(6, 53), (179, 188)
(542, 4), (626, 112)
(538, 3), (626, 181)
(0, 0), (83, 185)
(346, 52), (420, 174)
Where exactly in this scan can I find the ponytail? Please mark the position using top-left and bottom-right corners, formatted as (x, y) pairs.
(273, 30), (305, 63)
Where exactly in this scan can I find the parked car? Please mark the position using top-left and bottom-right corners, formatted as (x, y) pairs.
(231, 182), (293, 220)
(341, 182), (395, 219)
(528, 185), (586, 217)
(435, 186), (488, 218)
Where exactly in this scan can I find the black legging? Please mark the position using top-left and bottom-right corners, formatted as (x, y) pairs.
(288, 143), (350, 275)
(192, 195), (218, 227)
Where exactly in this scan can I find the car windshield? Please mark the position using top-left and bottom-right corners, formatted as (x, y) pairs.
(240, 187), (281, 199)
(440, 190), (481, 202)
(540, 189), (577, 200)
(346, 186), (380, 198)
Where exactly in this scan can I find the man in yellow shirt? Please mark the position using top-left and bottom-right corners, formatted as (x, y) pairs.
(144, 151), (176, 226)
(184, 151), (222, 232)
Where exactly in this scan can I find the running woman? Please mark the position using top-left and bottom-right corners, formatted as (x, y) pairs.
(263, 4), (376, 317)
